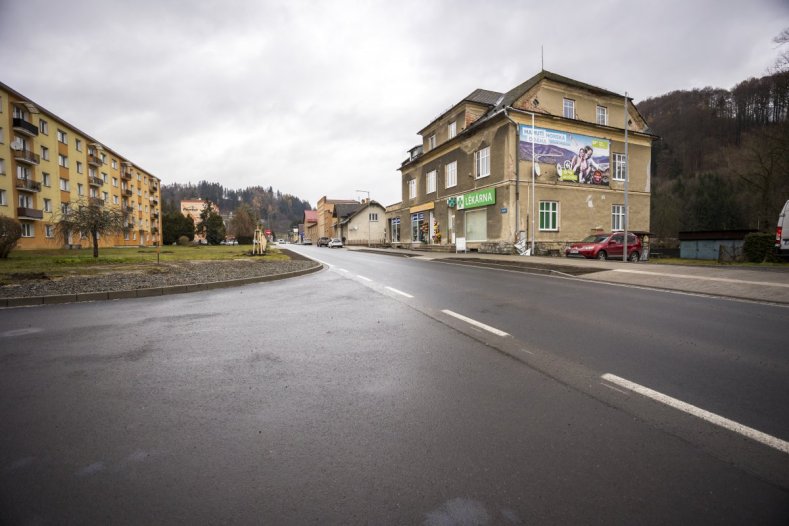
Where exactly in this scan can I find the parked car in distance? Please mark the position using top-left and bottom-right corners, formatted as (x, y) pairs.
(565, 232), (642, 261)
(317, 237), (330, 247)
(328, 238), (343, 248)
(302, 238), (312, 245)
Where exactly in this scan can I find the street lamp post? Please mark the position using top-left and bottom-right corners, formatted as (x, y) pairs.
(356, 190), (371, 247)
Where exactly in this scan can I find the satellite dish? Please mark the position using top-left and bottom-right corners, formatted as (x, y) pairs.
(534, 163), (541, 177)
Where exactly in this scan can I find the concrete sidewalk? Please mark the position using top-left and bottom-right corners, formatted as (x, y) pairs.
(347, 246), (789, 305)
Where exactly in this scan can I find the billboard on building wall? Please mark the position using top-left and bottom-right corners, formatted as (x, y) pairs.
(519, 125), (611, 186)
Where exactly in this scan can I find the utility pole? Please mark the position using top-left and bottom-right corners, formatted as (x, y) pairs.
(623, 92), (629, 262)
(356, 190), (371, 247)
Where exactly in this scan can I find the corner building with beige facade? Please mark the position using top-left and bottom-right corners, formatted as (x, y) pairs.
(0, 81), (162, 250)
(391, 70), (656, 254)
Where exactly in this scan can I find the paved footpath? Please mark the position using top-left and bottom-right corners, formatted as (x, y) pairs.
(347, 247), (789, 305)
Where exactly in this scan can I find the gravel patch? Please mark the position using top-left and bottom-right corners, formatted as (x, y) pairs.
(0, 259), (319, 299)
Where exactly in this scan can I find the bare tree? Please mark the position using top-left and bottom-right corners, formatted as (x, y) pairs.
(0, 216), (22, 258)
(54, 199), (130, 257)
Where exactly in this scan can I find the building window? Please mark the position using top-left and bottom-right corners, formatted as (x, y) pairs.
(58, 154), (68, 168)
(57, 129), (67, 144)
(408, 179), (416, 199)
(426, 170), (436, 194)
(539, 201), (559, 231)
(76, 161), (83, 174)
(75, 138), (82, 152)
(465, 209), (487, 241)
(0, 127), (4, 144)
(21, 223), (34, 238)
(112, 159), (117, 169)
(113, 195), (119, 204)
(59, 178), (70, 191)
(563, 98), (575, 119)
(112, 177), (118, 187)
(77, 183), (84, 196)
(428, 134), (436, 150)
(474, 146), (490, 179)
(39, 119), (48, 134)
(390, 217), (400, 242)
(369, 212), (379, 222)
(102, 172), (108, 183)
(0, 158), (5, 175)
(45, 224), (54, 238)
(43, 172), (51, 186)
(411, 212), (426, 242)
(17, 165), (31, 179)
(40, 146), (49, 161)
(612, 204), (625, 231)
(448, 121), (456, 139)
(596, 106), (608, 125)
(613, 153), (627, 181)
(0, 189), (6, 206)
(445, 161), (457, 188)
(44, 198), (52, 212)
(61, 203), (69, 215)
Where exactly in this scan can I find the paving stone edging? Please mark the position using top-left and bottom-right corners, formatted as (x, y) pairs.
(0, 263), (323, 308)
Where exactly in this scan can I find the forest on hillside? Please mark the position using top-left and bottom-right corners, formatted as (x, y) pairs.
(161, 181), (312, 234)
(640, 68), (789, 239)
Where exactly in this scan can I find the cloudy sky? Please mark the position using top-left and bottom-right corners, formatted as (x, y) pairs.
(1, 0), (787, 207)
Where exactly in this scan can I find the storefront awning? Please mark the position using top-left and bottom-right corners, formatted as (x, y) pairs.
(409, 202), (435, 213)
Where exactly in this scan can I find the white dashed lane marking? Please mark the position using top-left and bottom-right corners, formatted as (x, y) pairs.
(441, 310), (509, 337)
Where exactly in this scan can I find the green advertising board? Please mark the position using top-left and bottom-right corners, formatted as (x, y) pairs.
(457, 188), (496, 210)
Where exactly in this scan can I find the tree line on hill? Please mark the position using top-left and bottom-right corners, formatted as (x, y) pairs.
(160, 182), (313, 244)
(640, 68), (789, 239)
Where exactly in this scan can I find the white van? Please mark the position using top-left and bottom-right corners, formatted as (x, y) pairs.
(776, 200), (789, 260)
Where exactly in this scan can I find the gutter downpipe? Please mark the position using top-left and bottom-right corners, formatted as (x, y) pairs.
(502, 107), (536, 254)
(623, 92), (629, 262)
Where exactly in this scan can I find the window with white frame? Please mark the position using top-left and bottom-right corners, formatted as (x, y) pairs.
(77, 183), (84, 196)
(17, 165), (31, 179)
(61, 203), (69, 215)
(474, 146), (490, 178)
(43, 172), (50, 186)
(613, 153), (627, 181)
(57, 129), (67, 144)
(45, 224), (54, 238)
(102, 172), (108, 183)
(411, 212), (425, 242)
(390, 217), (400, 242)
(76, 161), (83, 174)
(0, 189), (6, 206)
(111, 159), (117, 169)
(448, 121), (457, 139)
(612, 204), (625, 231)
(43, 198), (52, 212)
(40, 146), (49, 161)
(39, 119), (48, 134)
(596, 106), (608, 125)
(58, 154), (68, 168)
(369, 212), (379, 222)
(59, 178), (69, 191)
(0, 127), (4, 143)
(408, 179), (416, 199)
(563, 98), (575, 119)
(75, 138), (82, 152)
(427, 134), (436, 150)
(426, 170), (436, 193)
(0, 158), (5, 175)
(539, 201), (559, 231)
(113, 195), (119, 204)
(445, 161), (457, 188)
(18, 194), (33, 208)
(21, 223), (34, 237)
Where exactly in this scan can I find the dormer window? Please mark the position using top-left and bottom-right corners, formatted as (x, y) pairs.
(428, 134), (436, 150)
(563, 98), (575, 119)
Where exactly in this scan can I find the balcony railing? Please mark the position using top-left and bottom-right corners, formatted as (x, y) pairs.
(121, 171), (133, 180)
(151, 212), (160, 220)
(88, 154), (103, 166)
(12, 117), (39, 137)
(88, 176), (104, 187)
(15, 178), (42, 192)
(88, 197), (105, 207)
(123, 189), (133, 197)
(13, 149), (40, 165)
(151, 198), (159, 205)
(17, 207), (44, 220)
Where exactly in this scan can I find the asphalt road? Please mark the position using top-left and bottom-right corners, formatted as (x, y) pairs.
(1, 246), (787, 524)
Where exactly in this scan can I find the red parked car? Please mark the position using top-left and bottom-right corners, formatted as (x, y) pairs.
(565, 232), (642, 261)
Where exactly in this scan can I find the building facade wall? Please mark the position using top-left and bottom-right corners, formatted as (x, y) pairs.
(0, 83), (162, 250)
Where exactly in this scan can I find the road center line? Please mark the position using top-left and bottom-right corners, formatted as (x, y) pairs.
(601, 373), (789, 455)
(357, 275), (372, 282)
(385, 286), (413, 298)
(441, 310), (509, 337)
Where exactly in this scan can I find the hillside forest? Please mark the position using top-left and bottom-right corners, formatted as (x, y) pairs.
(640, 68), (789, 238)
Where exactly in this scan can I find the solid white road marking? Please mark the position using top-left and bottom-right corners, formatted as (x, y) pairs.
(336, 268), (349, 273)
(612, 269), (789, 288)
(441, 310), (509, 337)
(385, 286), (414, 298)
(357, 275), (372, 282)
(602, 373), (789, 455)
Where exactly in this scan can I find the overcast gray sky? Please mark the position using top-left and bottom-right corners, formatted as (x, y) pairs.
(1, 0), (787, 207)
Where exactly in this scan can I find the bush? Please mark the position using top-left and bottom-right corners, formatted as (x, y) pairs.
(177, 235), (191, 246)
(237, 236), (253, 245)
(0, 217), (22, 258)
(743, 232), (779, 263)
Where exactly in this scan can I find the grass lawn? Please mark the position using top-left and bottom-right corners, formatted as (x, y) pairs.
(0, 245), (289, 279)
(651, 257), (786, 267)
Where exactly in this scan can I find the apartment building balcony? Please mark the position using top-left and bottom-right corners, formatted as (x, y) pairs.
(88, 154), (103, 167)
(12, 148), (40, 165)
(12, 117), (39, 137)
(88, 197), (105, 207)
(123, 189), (133, 197)
(15, 178), (42, 192)
(151, 211), (160, 220)
(121, 171), (133, 180)
(88, 176), (104, 187)
(150, 197), (159, 205)
(17, 207), (44, 220)
(126, 220), (136, 229)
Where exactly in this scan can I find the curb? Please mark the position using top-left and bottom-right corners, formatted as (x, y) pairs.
(0, 263), (323, 309)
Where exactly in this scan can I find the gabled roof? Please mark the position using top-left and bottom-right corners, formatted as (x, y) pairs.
(464, 88), (503, 106)
(304, 210), (318, 223)
(338, 200), (385, 225)
(332, 203), (362, 220)
(494, 70), (624, 111)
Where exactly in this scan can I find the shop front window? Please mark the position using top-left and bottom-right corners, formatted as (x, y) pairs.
(411, 212), (426, 243)
(391, 218), (400, 242)
(465, 209), (487, 241)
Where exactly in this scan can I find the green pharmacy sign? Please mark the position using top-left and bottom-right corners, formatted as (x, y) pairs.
(457, 188), (496, 210)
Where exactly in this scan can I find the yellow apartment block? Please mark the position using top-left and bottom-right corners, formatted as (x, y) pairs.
(0, 81), (162, 250)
